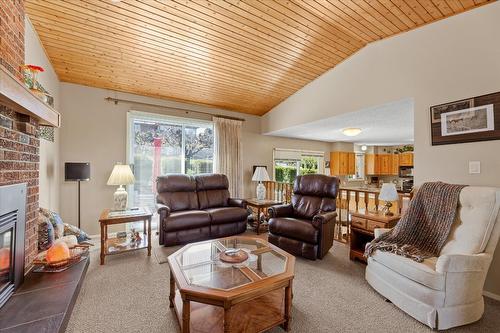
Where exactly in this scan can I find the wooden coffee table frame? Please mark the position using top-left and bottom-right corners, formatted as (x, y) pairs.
(98, 208), (153, 265)
(168, 236), (295, 333)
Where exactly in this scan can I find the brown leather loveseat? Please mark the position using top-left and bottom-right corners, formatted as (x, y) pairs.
(268, 174), (339, 260)
(156, 173), (247, 246)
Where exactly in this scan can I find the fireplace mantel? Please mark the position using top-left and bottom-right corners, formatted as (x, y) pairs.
(0, 65), (60, 127)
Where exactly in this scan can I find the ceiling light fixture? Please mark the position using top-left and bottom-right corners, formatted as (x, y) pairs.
(342, 128), (362, 137)
(361, 145), (367, 151)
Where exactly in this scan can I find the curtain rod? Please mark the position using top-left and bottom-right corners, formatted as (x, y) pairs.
(104, 97), (245, 122)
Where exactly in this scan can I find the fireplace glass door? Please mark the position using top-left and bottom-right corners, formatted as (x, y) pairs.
(0, 227), (13, 298)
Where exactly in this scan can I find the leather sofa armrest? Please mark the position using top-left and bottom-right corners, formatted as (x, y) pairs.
(312, 211), (337, 229)
(436, 253), (492, 273)
(156, 203), (171, 222)
(228, 198), (247, 208)
(268, 204), (294, 218)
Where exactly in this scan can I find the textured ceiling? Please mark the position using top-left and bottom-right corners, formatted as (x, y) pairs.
(26, 0), (492, 115)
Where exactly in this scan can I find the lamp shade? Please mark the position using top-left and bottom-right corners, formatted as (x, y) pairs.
(107, 164), (135, 186)
(379, 183), (399, 202)
(252, 166), (270, 182)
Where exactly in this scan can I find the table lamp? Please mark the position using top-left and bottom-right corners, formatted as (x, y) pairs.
(107, 163), (135, 211)
(379, 183), (399, 216)
(252, 166), (270, 200)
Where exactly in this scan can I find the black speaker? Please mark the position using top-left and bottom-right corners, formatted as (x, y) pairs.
(65, 162), (90, 181)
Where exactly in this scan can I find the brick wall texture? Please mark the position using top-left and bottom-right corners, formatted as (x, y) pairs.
(0, 0), (39, 271)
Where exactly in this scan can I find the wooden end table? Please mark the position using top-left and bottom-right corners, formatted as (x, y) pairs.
(98, 207), (153, 265)
(349, 211), (400, 263)
(246, 198), (282, 234)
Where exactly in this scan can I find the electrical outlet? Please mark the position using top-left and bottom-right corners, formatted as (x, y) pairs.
(469, 161), (481, 174)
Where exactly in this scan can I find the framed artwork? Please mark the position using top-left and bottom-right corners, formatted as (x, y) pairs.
(430, 92), (500, 146)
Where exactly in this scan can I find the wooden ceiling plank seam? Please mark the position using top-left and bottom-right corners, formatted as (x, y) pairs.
(362, 0), (415, 29)
(45, 0), (325, 79)
(26, 7), (312, 91)
(429, 0), (455, 15)
(444, 0), (465, 11)
(45, 49), (293, 99)
(163, 0), (343, 67)
(119, 3), (338, 68)
(459, 0), (477, 8)
(401, 0), (437, 21)
(211, 0), (353, 59)
(323, 0), (388, 38)
(350, 0), (406, 32)
(248, 0), (365, 50)
(230, 0), (357, 58)
(291, 0), (375, 43)
(375, 0), (419, 28)
(337, 0), (398, 35)
(416, 0), (447, 18)
(37, 27), (307, 96)
(388, 0), (427, 25)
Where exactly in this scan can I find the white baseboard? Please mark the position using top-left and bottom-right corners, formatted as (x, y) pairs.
(483, 290), (500, 301)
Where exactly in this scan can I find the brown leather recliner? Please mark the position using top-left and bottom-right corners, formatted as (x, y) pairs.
(268, 174), (339, 260)
(156, 174), (247, 246)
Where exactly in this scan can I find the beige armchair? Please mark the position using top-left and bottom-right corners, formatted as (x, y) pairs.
(366, 187), (500, 330)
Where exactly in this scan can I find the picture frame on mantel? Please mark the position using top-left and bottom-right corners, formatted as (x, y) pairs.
(430, 91), (500, 146)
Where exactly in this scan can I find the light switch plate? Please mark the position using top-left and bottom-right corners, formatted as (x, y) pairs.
(469, 161), (481, 174)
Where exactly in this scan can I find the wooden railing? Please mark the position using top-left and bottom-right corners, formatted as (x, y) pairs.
(263, 181), (293, 204)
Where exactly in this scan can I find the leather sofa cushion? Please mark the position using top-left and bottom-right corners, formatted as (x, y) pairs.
(269, 217), (318, 244)
(205, 207), (248, 225)
(371, 250), (444, 291)
(441, 187), (500, 255)
(291, 175), (338, 219)
(196, 174), (230, 209)
(163, 210), (211, 232)
(156, 174), (199, 211)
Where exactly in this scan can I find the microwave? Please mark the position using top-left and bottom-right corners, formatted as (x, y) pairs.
(399, 166), (413, 178)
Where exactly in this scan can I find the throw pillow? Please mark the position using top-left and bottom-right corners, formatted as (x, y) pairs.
(39, 208), (64, 239)
(63, 223), (92, 244)
(38, 213), (55, 251)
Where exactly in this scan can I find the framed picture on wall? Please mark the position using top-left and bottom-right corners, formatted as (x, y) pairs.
(430, 92), (500, 145)
(430, 98), (474, 123)
(441, 104), (494, 136)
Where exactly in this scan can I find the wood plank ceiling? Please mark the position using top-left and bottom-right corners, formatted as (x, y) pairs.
(26, 0), (492, 115)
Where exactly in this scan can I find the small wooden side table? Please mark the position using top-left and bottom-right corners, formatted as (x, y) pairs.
(246, 198), (282, 234)
(349, 211), (400, 263)
(98, 207), (153, 265)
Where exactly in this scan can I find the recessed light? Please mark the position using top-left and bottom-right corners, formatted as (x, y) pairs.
(111, 0), (122, 3)
(342, 128), (362, 137)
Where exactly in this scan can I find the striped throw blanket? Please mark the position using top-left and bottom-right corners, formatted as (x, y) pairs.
(365, 182), (467, 262)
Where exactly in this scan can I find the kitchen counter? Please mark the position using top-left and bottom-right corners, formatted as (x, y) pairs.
(340, 186), (411, 195)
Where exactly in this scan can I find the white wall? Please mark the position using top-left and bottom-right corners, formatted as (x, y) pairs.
(262, 3), (500, 296)
(24, 18), (60, 212)
(59, 83), (331, 235)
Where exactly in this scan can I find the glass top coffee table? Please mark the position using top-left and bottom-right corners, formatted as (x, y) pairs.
(168, 236), (295, 333)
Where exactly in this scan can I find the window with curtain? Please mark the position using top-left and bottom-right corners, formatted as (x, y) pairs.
(127, 111), (214, 211)
(273, 149), (325, 183)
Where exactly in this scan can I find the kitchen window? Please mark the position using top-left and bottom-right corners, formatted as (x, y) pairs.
(273, 148), (325, 183)
(348, 153), (366, 181)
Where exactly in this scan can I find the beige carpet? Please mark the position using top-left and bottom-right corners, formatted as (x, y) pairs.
(66, 233), (500, 333)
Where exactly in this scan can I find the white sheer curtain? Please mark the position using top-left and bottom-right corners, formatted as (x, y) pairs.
(213, 117), (243, 197)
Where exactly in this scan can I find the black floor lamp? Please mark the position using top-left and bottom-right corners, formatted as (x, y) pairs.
(64, 162), (90, 229)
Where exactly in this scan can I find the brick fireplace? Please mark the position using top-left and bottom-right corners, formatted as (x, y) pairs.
(0, 0), (40, 272)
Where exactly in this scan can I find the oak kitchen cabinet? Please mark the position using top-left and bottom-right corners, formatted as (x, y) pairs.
(366, 154), (400, 176)
(399, 152), (414, 167)
(330, 151), (355, 176)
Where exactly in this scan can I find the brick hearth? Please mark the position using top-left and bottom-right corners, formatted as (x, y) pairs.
(0, 0), (39, 272)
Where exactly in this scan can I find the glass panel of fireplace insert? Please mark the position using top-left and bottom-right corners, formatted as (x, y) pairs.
(0, 229), (13, 295)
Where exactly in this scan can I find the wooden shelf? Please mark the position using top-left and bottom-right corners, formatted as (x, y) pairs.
(0, 65), (60, 127)
(105, 236), (148, 255)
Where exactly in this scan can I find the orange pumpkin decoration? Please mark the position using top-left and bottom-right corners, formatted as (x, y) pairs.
(46, 241), (70, 264)
(0, 248), (10, 271)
